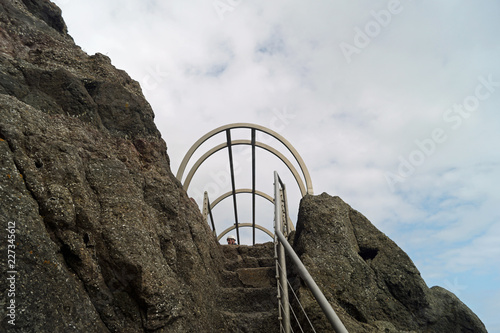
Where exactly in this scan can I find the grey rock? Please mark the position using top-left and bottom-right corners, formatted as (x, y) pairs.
(291, 193), (487, 333)
(217, 243), (279, 332)
(0, 0), (157, 139)
(1, 1), (226, 332)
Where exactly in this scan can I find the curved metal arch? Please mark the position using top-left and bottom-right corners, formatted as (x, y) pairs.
(176, 123), (313, 195)
(183, 139), (307, 196)
(211, 188), (274, 208)
(211, 189), (295, 232)
(217, 223), (274, 242)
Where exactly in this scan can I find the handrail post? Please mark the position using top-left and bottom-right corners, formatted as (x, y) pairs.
(274, 170), (348, 333)
(226, 129), (240, 244)
(278, 241), (290, 333)
(274, 172), (291, 333)
(251, 128), (256, 245)
(275, 229), (349, 333)
(203, 192), (216, 237)
(274, 241), (283, 331)
(202, 191), (208, 222)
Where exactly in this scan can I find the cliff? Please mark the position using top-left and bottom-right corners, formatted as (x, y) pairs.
(0, 1), (487, 332)
(1, 1), (226, 331)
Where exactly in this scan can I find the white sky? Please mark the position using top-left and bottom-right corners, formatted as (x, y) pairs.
(52, 0), (500, 330)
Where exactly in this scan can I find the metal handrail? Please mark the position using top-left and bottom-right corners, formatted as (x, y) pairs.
(274, 171), (348, 333)
(275, 171), (291, 333)
(202, 191), (216, 236)
(275, 230), (348, 333)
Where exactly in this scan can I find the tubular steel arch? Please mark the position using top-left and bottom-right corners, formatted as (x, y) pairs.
(176, 123), (313, 194)
(211, 188), (273, 208)
(217, 223), (274, 242)
(210, 189), (294, 233)
(177, 123), (313, 245)
(182, 140), (307, 196)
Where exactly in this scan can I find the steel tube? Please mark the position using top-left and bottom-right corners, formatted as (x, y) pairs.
(216, 223), (274, 241)
(251, 128), (256, 245)
(278, 242), (290, 333)
(176, 123), (314, 195)
(206, 195), (216, 235)
(226, 130), (240, 245)
(275, 229), (349, 333)
(181, 139), (308, 196)
(275, 172), (291, 333)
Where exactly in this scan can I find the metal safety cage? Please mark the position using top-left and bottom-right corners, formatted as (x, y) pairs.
(177, 123), (313, 245)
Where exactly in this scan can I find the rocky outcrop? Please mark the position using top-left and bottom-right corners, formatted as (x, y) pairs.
(0, 1), (227, 332)
(0, 0), (157, 138)
(0, 1), (487, 332)
(291, 193), (487, 333)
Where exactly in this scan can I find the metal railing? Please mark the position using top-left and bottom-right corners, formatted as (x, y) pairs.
(177, 123), (314, 245)
(178, 124), (347, 330)
(274, 171), (348, 333)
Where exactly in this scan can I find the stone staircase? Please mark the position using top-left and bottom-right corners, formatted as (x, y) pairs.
(216, 242), (280, 332)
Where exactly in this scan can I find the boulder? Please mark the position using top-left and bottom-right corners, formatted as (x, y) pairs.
(291, 193), (487, 333)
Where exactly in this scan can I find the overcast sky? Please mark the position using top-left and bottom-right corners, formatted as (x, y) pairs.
(52, 0), (499, 330)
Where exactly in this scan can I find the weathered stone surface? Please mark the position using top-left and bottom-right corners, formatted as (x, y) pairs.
(237, 267), (275, 288)
(0, 1), (227, 332)
(291, 193), (487, 333)
(0, 0), (156, 139)
(0, 69), (225, 332)
(0, 1), (488, 332)
(218, 243), (279, 332)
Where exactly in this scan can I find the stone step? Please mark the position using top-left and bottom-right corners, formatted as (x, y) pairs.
(221, 269), (243, 288)
(236, 242), (274, 257)
(237, 267), (276, 288)
(221, 243), (276, 270)
(217, 287), (278, 313)
(223, 256), (275, 271)
(221, 242), (274, 261)
(217, 243), (279, 332)
(221, 267), (277, 288)
(218, 310), (280, 333)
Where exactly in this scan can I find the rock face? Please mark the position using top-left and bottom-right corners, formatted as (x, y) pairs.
(291, 193), (487, 333)
(0, 1), (227, 332)
(0, 1), (487, 333)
